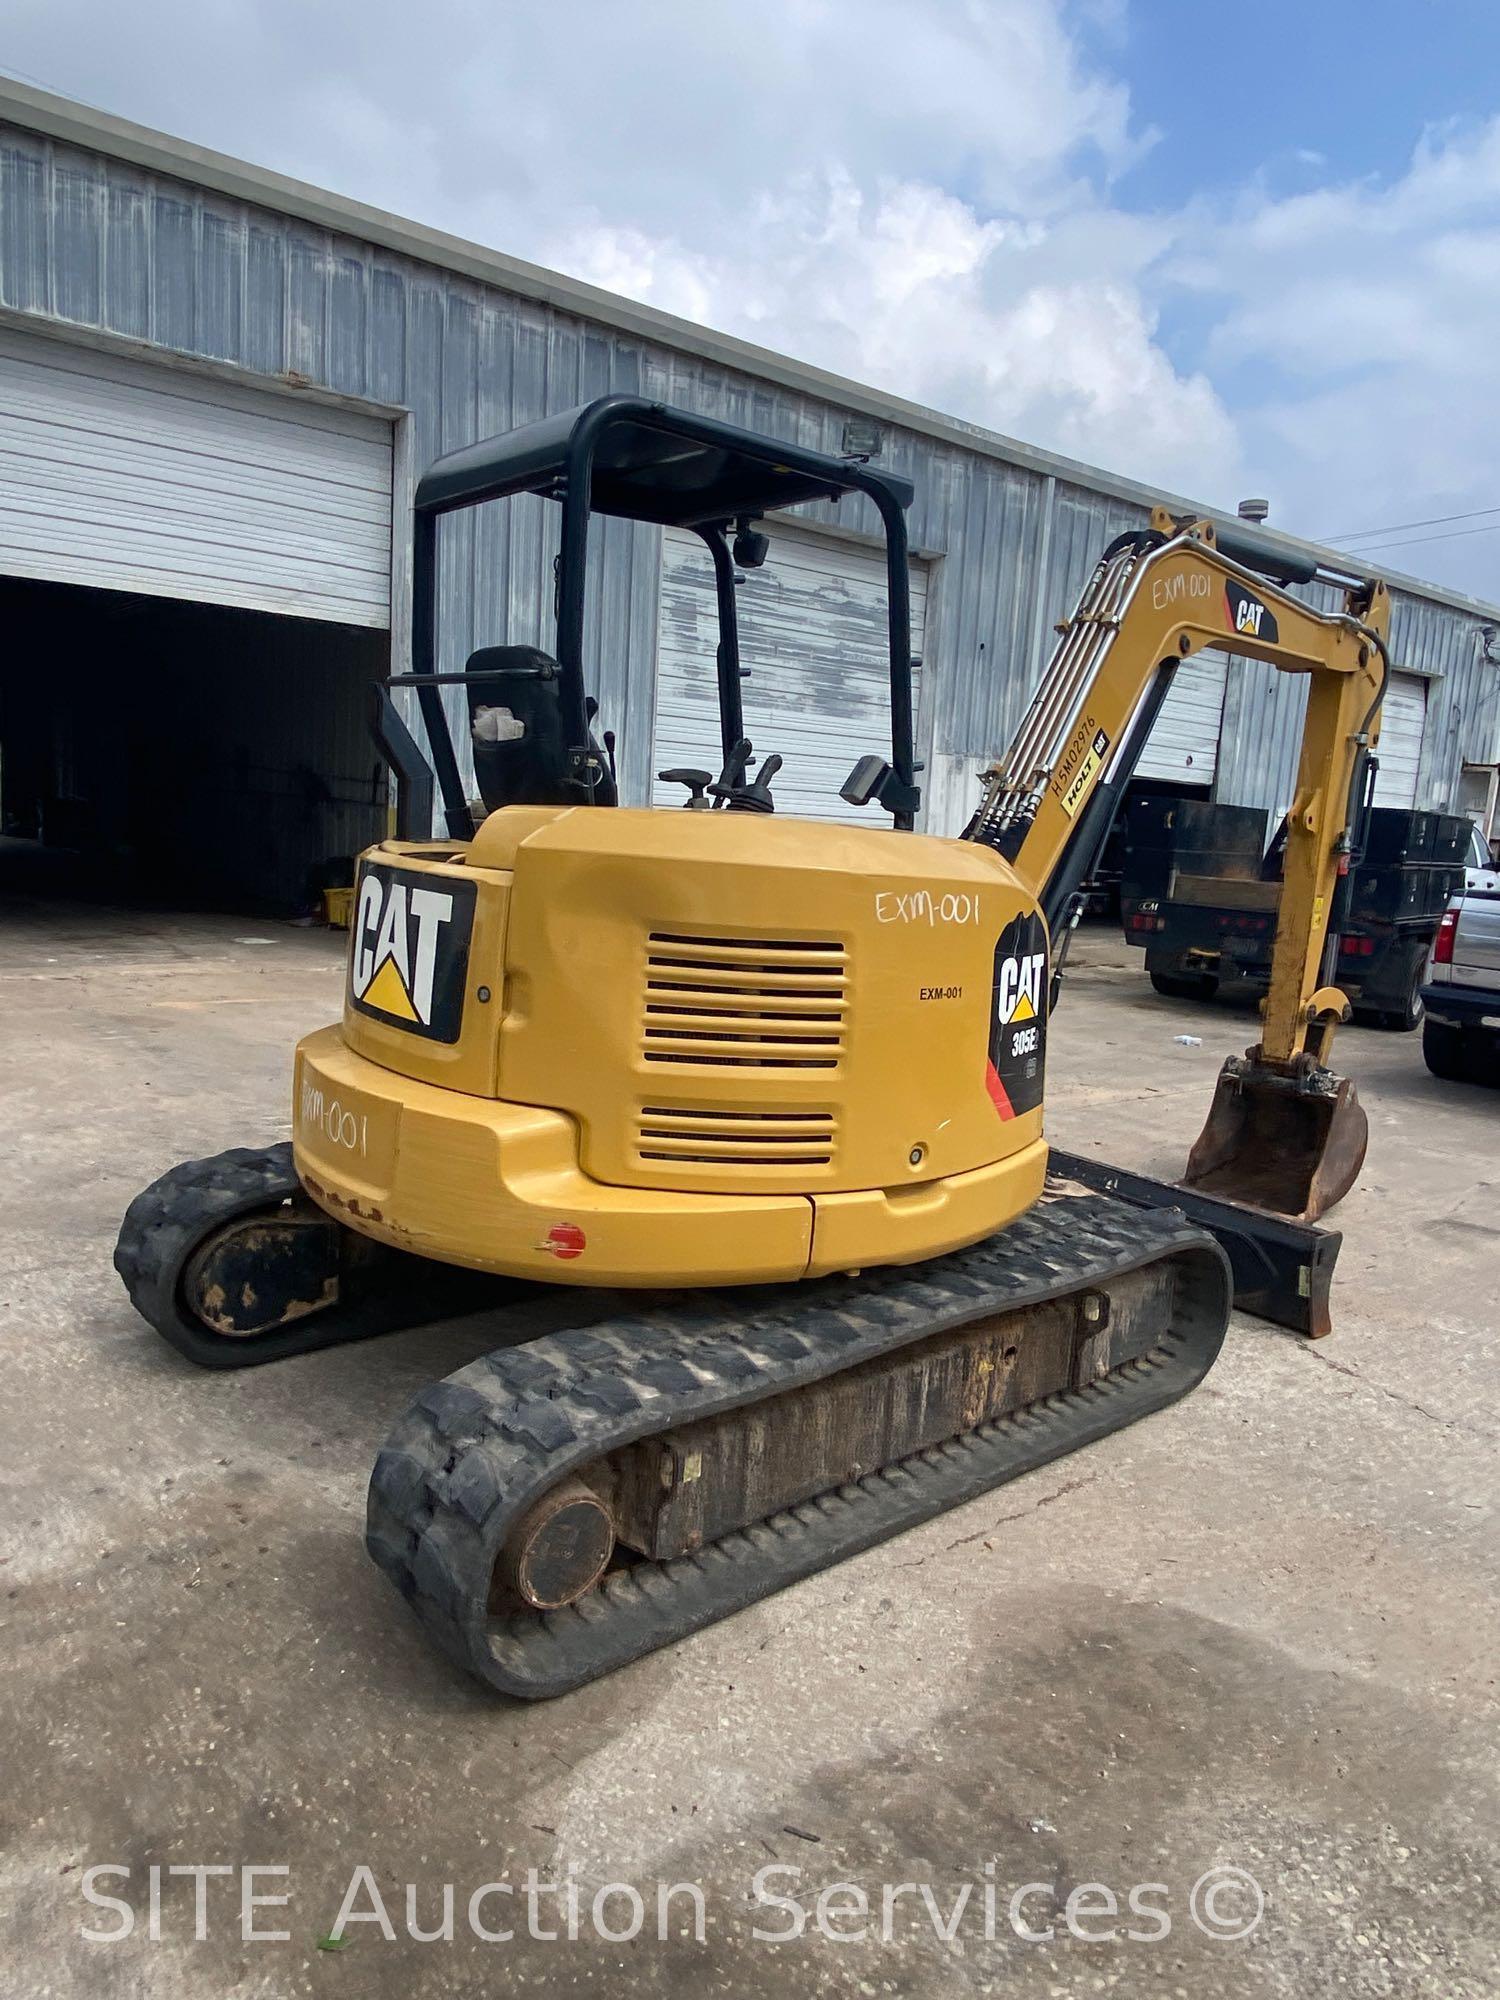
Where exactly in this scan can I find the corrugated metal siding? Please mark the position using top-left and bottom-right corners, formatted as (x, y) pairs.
(1215, 579), (1334, 833)
(1137, 652), (1228, 785)
(3, 117), (1498, 836)
(0, 125), (668, 807)
(1371, 672), (1427, 807)
(0, 320), (391, 622)
(1213, 654), (1308, 835)
(1041, 483), (1151, 637)
(1388, 591), (1500, 811)
(1215, 581), (1500, 827)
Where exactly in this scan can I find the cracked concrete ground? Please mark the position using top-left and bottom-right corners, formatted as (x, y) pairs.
(1, 899), (1496, 1999)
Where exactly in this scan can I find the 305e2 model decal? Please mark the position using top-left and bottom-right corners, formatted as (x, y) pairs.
(986, 913), (1047, 1120)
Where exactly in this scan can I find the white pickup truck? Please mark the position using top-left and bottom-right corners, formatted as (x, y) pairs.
(1421, 834), (1500, 1084)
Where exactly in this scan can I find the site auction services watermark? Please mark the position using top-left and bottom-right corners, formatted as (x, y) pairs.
(79, 1860), (1266, 1949)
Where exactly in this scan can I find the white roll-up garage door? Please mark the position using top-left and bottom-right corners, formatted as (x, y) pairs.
(654, 523), (928, 822)
(0, 326), (392, 626)
(1134, 650), (1229, 785)
(1372, 672), (1428, 807)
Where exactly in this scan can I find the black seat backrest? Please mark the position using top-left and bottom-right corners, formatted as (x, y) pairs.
(465, 646), (616, 810)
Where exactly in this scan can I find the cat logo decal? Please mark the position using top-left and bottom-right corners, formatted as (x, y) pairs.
(349, 862), (477, 1043)
(1224, 580), (1279, 645)
(986, 913), (1048, 1120)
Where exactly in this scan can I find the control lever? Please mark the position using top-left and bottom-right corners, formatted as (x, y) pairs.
(708, 738), (780, 812)
(658, 767), (713, 809)
(741, 753), (783, 811)
(708, 737), (755, 805)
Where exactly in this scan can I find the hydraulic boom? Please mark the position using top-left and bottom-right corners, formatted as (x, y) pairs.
(965, 508), (1390, 1221)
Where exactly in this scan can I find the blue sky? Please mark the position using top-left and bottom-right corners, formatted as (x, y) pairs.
(1107, 0), (1500, 554)
(1111, 1), (1497, 203)
(4, 0), (1499, 594)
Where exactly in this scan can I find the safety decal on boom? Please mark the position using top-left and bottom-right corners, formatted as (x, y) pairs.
(1224, 580), (1279, 644)
(986, 913), (1047, 1120)
(349, 862), (478, 1043)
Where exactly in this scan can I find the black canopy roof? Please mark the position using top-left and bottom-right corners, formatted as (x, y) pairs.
(413, 393), (914, 528)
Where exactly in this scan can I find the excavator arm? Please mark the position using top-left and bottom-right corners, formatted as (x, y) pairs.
(966, 508), (1391, 1223)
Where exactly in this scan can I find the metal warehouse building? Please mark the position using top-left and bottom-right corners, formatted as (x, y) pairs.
(2, 76), (1498, 911)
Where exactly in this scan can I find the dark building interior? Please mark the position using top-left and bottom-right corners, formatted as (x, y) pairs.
(0, 575), (390, 913)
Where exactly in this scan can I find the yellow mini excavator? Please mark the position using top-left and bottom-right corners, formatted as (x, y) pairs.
(116, 398), (1390, 1697)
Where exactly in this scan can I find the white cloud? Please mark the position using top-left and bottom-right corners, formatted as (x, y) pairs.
(3, 0), (1235, 498)
(4, 2), (1499, 592)
(1174, 116), (1500, 587)
(556, 171), (1236, 491)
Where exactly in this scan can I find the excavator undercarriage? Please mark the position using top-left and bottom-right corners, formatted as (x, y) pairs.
(117, 1143), (1227, 1698)
(370, 1193), (1225, 1700)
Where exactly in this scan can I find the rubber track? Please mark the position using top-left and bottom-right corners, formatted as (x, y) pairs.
(368, 1191), (1230, 1699)
(114, 1145), (518, 1368)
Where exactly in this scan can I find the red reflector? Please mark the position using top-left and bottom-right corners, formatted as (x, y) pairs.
(1434, 910), (1458, 966)
(540, 1222), (587, 1260)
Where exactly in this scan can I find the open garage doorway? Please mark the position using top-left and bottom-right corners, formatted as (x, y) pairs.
(0, 575), (389, 915)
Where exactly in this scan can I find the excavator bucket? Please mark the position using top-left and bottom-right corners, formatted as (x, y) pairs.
(1182, 1054), (1369, 1225)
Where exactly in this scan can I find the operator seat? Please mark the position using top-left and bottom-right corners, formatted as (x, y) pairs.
(465, 646), (617, 809)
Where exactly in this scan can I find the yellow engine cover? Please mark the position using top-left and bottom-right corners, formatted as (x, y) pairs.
(292, 806), (1051, 1286)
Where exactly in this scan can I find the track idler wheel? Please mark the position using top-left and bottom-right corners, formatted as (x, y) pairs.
(1182, 1051), (1368, 1223)
(182, 1209), (345, 1337)
(493, 1478), (618, 1612)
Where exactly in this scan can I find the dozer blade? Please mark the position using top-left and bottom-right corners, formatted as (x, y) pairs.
(1182, 1052), (1368, 1224)
(1050, 1149), (1340, 1338)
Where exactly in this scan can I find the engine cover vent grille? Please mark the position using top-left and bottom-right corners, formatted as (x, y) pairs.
(642, 932), (848, 1070)
(637, 1105), (837, 1167)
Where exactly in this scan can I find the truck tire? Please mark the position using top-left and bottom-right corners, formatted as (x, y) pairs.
(1422, 1019), (1469, 1081)
(1379, 956), (1426, 1033)
(1150, 969), (1219, 1002)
